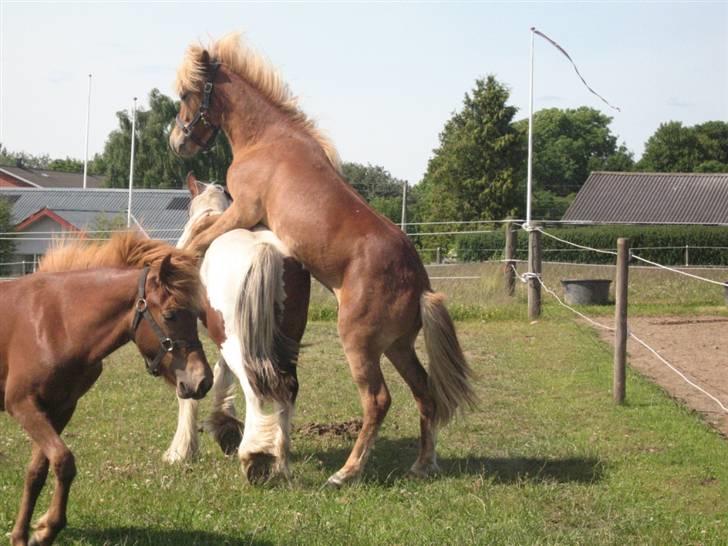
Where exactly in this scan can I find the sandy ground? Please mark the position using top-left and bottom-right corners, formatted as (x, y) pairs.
(599, 316), (728, 436)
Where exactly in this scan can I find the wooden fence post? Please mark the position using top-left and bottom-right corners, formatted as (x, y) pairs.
(528, 227), (541, 320)
(504, 221), (516, 296)
(614, 237), (630, 404)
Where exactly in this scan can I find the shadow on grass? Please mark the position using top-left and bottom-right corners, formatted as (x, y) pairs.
(307, 437), (605, 486)
(62, 526), (271, 546)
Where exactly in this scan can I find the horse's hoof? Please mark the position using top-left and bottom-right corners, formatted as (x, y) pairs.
(324, 470), (352, 488)
(205, 413), (243, 456)
(162, 448), (197, 464)
(408, 461), (441, 478)
(242, 452), (275, 485)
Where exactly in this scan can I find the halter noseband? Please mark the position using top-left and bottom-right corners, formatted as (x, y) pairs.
(175, 63), (221, 151)
(131, 266), (202, 376)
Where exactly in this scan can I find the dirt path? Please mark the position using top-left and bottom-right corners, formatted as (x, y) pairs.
(598, 316), (728, 436)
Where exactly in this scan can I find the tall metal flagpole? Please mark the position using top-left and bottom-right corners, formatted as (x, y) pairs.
(83, 74), (92, 189)
(526, 27), (535, 229)
(127, 97), (137, 228)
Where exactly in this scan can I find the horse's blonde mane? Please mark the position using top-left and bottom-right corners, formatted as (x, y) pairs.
(39, 233), (204, 312)
(175, 32), (341, 172)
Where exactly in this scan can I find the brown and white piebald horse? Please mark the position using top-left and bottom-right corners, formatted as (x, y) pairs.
(169, 34), (476, 486)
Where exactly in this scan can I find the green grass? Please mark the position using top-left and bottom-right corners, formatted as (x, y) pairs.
(2, 316), (728, 545)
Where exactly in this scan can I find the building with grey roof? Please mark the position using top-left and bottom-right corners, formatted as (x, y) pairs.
(0, 187), (190, 275)
(0, 164), (106, 189)
(562, 171), (728, 225)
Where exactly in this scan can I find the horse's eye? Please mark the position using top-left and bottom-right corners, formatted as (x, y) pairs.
(163, 310), (178, 322)
(180, 93), (189, 102)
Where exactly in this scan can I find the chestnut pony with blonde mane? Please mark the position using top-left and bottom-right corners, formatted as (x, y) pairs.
(170, 34), (476, 486)
(1, 234), (212, 545)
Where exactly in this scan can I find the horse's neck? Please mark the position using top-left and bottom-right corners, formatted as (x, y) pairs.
(217, 72), (291, 151)
(80, 269), (139, 362)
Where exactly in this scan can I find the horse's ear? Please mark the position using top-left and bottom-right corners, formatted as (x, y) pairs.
(187, 171), (202, 197)
(158, 254), (175, 288)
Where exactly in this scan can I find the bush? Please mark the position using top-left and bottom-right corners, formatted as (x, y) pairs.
(455, 224), (728, 266)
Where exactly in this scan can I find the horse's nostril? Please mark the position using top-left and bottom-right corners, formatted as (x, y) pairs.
(198, 376), (213, 397)
(177, 381), (193, 399)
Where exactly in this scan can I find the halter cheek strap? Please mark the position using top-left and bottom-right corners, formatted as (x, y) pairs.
(131, 266), (202, 376)
(175, 63), (221, 151)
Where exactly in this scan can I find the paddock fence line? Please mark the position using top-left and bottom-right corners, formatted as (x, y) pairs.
(513, 226), (728, 415)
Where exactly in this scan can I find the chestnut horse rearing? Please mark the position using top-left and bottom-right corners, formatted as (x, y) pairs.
(1, 234), (212, 546)
(170, 34), (476, 486)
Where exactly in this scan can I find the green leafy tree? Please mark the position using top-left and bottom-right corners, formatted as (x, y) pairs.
(99, 89), (232, 189)
(418, 76), (524, 226)
(636, 120), (728, 172)
(513, 107), (634, 197)
(0, 144), (51, 169)
(47, 157), (84, 173)
(694, 121), (728, 171)
(637, 121), (700, 172)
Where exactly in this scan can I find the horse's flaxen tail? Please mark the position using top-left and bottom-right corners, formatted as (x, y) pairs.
(420, 291), (477, 427)
(235, 243), (299, 404)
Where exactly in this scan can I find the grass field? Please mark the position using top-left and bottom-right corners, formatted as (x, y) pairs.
(3, 304), (728, 544)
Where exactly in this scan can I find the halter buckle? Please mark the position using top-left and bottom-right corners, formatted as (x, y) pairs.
(161, 338), (175, 352)
(136, 298), (148, 312)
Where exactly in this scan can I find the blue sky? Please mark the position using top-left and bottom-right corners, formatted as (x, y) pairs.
(1, 2), (726, 184)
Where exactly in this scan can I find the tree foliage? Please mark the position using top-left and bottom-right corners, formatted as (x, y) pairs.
(100, 89), (232, 189)
(515, 107), (634, 197)
(0, 144), (51, 169)
(418, 76), (524, 225)
(637, 120), (728, 172)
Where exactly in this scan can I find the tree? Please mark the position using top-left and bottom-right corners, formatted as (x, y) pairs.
(47, 157), (84, 173)
(418, 76), (524, 225)
(636, 120), (728, 172)
(99, 89), (233, 189)
(0, 144), (51, 169)
(514, 107), (634, 197)
(637, 121), (700, 172)
(341, 162), (408, 223)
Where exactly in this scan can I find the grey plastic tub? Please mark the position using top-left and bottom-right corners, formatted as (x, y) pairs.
(560, 279), (612, 305)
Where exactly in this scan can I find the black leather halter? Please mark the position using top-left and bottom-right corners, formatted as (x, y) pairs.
(131, 266), (202, 376)
(175, 63), (220, 151)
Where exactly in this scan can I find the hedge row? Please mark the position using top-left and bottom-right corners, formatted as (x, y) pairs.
(454, 225), (728, 265)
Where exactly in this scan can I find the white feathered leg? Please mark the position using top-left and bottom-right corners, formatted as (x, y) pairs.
(205, 358), (243, 455)
(163, 396), (200, 463)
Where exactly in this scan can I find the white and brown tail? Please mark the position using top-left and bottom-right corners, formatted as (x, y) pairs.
(235, 243), (299, 403)
(420, 291), (477, 426)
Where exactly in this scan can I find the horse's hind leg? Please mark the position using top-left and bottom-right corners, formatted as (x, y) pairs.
(205, 358), (243, 455)
(8, 399), (76, 546)
(385, 337), (440, 477)
(327, 340), (391, 487)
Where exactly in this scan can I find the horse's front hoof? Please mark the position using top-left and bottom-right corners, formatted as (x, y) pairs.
(242, 452), (275, 485)
(205, 412), (243, 456)
(162, 446), (197, 464)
